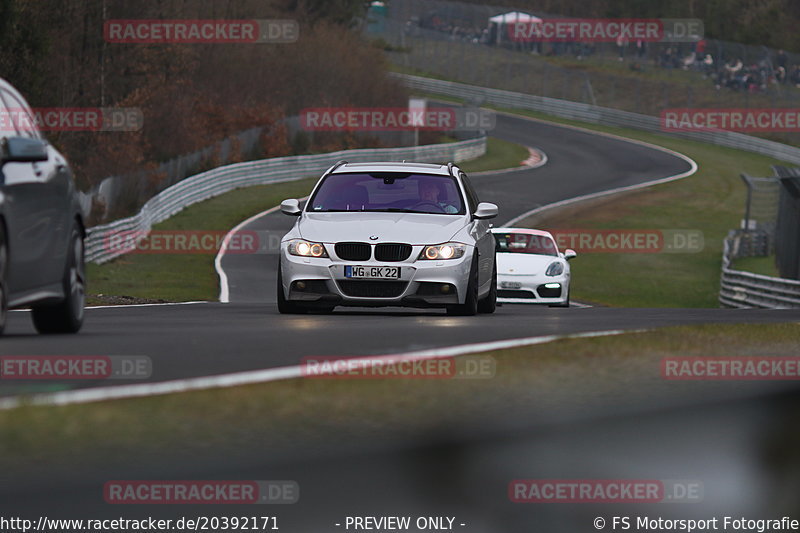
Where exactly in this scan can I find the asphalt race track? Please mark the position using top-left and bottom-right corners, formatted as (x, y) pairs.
(1, 304), (799, 395)
(2, 111), (799, 398)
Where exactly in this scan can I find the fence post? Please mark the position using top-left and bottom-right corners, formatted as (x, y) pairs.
(740, 173), (754, 230)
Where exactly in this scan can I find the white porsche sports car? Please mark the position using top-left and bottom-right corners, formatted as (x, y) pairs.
(492, 228), (576, 307)
(277, 161), (499, 315)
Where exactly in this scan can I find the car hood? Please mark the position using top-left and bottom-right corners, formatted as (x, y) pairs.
(496, 252), (560, 275)
(298, 212), (467, 244)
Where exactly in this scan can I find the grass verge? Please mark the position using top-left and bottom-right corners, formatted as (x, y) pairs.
(733, 255), (781, 277)
(86, 178), (317, 305)
(458, 136), (530, 173)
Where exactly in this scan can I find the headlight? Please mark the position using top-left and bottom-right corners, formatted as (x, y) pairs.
(418, 243), (466, 260)
(545, 261), (564, 276)
(287, 239), (328, 258)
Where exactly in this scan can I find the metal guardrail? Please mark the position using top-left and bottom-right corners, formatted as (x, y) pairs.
(85, 136), (486, 264)
(719, 237), (800, 308)
(394, 73), (800, 165)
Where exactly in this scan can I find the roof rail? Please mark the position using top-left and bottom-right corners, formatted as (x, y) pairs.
(322, 160), (349, 178)
(446, 162), (456, 177)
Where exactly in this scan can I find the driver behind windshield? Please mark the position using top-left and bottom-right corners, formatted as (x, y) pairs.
(418, 180), (459, 213)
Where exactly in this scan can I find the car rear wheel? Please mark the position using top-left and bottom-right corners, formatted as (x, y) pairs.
(447, 254), (478, 316)
(0, 229), (8, 335)
(477, 260), (497, 314)
(31, 227), (85, 334)
(276, 261), (308, 314)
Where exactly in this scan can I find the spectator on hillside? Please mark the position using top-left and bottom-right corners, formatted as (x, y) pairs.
(725, 57), (743, 75)
(682, 50), (696, 69)
(695, 39), (707, 60)
(660, 47), (681, 69)
(635, 39), (646, 59)
(775, 65), (786, 84)
(777, 49), (788, 70)
(790, 65), (800, 88)
(702, 54), (714, 77)
(616, 35), (628, 61)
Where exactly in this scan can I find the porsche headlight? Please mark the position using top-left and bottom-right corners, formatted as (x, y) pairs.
(545, 261), (564, 276)
(287, 239), (328, 258)
(418, 243), (466, 260)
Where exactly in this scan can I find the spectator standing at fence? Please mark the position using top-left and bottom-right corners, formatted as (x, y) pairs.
(635, 39), (646, 59)
(617, 35), (628, 61)
(777, 49), (788, 69)
(702, 54), (714, 78)
(790, 65), (800, 88)
(775, 66), (786, 84)
(661, 47), (676, 68)
(695, 39), (707, 60)
(777, 50), (788, 82)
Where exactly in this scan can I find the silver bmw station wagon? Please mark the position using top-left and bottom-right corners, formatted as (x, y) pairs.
(277, 161), (498, 315)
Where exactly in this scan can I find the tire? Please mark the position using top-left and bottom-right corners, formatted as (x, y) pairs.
(447, 254), (478, 316)
(276, 261), (308, 314)
(477, 259), (497, 314)
(0, 229), (8, 336)
(31, 227), (85, 334)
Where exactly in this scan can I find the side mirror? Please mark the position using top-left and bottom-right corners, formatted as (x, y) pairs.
(280, 198), (302, 216)
(1, 137), (48, 165)
(473, 202), (498, 220)
(563, 249), (577, 261)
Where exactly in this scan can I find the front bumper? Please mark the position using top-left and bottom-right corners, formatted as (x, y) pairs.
(280, 245), (473, 308)
(496, 273), (569, 305)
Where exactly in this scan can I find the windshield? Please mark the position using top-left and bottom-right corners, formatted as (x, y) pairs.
(494, 232), (558, 256)
(307, 172), (465, 214)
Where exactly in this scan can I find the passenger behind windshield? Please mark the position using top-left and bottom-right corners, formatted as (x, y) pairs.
(417, 180), (459, 214)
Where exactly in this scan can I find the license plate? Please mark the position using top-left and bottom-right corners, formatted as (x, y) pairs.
(501, 281), (522, 289)
(345, 266), (401, 279)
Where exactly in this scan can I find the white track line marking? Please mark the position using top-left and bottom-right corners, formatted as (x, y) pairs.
(0, 329), (638, 410)
(214, 196), (305, 303)
(215, 205), (280, 303)
(10, 301), (208, 313)
(85, 301), (208, 310)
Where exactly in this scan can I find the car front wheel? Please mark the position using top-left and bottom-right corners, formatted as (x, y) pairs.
(477, 260), (497, 314)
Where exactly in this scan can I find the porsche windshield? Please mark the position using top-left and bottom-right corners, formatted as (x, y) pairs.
(494, 232), (559, 257)
(308, 173), (465, 215)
